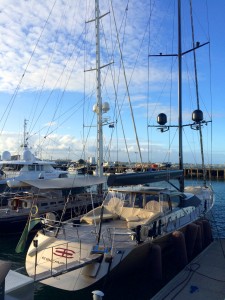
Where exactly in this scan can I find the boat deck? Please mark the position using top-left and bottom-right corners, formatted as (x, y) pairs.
(47, 217), (136, 248)
(152, 238), (225, 300)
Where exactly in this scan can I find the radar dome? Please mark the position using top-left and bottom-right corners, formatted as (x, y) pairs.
(102, 102), (110, 113)
(192, 109), (203, 123)
(2, 151), (11, 161)
(157, 113), (167, 125)
(93, 104), (99, 114)
(23, 149), (33, 161)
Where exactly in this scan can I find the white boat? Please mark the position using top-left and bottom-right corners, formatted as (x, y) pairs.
(23, 0), (214, 295)
(0, 120), (68, 191)
(0, 148), (68, 190)
(67, 163), (79, 175)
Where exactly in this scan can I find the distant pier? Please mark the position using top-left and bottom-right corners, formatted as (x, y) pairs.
(184, 167), (225, 180)
(57, 161), (225, 180)
(103, 165), (225, 180)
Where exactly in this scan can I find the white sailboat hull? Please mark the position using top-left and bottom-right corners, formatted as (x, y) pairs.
(26, 231), (134, 291)
(25, 185), (214, 292)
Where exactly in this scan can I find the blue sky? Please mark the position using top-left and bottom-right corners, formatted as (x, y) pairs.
(0, 0), (224, 165)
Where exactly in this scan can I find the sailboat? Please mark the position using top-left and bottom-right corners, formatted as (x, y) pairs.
(23, 0), (214, 295)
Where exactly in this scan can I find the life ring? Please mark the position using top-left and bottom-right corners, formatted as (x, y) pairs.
(31, 205), (38, 216)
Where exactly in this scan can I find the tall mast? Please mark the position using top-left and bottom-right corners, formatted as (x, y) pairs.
(149, 0), (209, 192)
(95, 0), (103, 177)
(149, 0), (184, 192)
(177, 0), (184, 192)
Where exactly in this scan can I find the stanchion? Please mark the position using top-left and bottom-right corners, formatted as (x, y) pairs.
(92, 290), (104, 300)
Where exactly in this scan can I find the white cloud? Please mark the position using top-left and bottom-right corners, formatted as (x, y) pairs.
(0, 0), (215, 165)
(0, 0), (167, 95)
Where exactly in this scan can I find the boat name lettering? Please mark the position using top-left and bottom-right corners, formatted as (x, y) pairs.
(53, 247), (75, 258)
(41, 256), (65, 265)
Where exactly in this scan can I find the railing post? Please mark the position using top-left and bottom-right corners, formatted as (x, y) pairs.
(66, 243), (68, 269)
(79, 240), (81, 262)
(51, 247), (53, 276)
(92, 290), (104, 300)
(33, 238), (38, 281)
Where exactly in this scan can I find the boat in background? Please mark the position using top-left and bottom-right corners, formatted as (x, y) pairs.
(0, 120), (68, 192)
(0, 189), (66, 235)
(0, 176), (106, 235)
(0, 147), (68, 191)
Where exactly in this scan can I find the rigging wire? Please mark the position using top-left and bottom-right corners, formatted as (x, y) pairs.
(33, 42), (88, 154)
(41, 43), (87, 142)
(94, 0), (132, 165)
(22, 0), (92, 157)
(28, 89), (96, 146)
(147, 0), (175, 166)
(147, 0), (156, 164)
(82, 0), (132, 165)
(28, 2), (70, 136)
(189, 0), (206, 186)
(204, 0), (213, 168)
(110, 0), (145, 168)
(82, 4), (88, 162)
(108, 0), (132, 165)
(167, 0), (176, 166)
(0, 0), (58, 137)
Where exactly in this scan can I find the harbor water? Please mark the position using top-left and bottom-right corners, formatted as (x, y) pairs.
(0, 179), (225, 300)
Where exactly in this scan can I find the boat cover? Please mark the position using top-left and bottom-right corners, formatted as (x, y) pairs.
(20, 176), (107, 190)
(107, 170), (183, 187)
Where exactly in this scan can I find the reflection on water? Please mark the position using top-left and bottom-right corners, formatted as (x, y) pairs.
(209, 180), (225, 238)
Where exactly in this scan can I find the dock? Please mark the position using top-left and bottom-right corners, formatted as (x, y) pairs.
(0, 259), (34, 300)
(5, 270), (34, 300)
(184, 167), (225, 180)
(152, 238), (225, 299)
